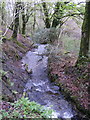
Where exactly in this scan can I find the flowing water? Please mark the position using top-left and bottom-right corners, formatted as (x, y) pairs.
(21, 44), (77, 119)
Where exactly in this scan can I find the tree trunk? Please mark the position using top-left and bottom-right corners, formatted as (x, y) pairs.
(33, 13), (36, 30)
(52, 2), (61, 28)
(1, 2), (6, 26)
(76, 1), (90, 64)
(12, 2), (20, 39)
(22, 22), (26, 35)
(52, 2), (69, 28)
(21, 3), (29, 35)
(42, 2), (51, 28)
(22, 13), (26, 35)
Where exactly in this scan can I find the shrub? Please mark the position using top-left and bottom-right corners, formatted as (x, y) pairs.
(32, 28), (58, 44)
(0, 96), (54, 119)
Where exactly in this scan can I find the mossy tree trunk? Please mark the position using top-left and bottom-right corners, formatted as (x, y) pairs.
(1, 2), (6, 26)
(52, 2), (61, 28)
(33, 12), (36, 30)
(42, 2), (65, 28)
(22, 2), (30, 35)
(76, 1), (90, 64)
(42, 2), (51, 28)
(52, 2), (69, 28)
(12, 2), (21, 39)
(22, 10), (26, 35)
(33, 5), (36, 31)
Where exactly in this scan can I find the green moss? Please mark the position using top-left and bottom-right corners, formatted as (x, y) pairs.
(2, 94), (13, 102)
(9, 37), (27, 49)
(2, 95), (8, 101)
(76, 56), (89, 66)
(15, 40), (26, 49)
(22, 34), (26, 38)
(14, 53), (21, 60)
(6, 38), (12, 41)
(71, 95), (78, 101)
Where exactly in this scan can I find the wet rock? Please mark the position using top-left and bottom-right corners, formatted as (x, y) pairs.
(50, 85), (60, 91)
(46, 87), (60, 95)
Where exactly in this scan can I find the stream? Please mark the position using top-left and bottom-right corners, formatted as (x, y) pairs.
(21, 44), (77, 119)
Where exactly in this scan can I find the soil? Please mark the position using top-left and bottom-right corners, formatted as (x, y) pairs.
(48, 53), (90, 118)
(1, 27), (34, 103)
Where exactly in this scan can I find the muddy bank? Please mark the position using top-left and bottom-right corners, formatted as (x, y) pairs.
(48, 55), (90, 119)
(2, 30), (34, 102)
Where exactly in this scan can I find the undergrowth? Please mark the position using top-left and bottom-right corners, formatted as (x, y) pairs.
(61, 34), (80, 55)
(0, 96), (54, 119)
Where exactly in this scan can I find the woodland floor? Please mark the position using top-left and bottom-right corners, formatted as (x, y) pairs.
(48, 53), (89, 115)
(0, 27), (34, 109)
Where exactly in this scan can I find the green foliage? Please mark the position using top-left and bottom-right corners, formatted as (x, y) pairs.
(0, 110), (9, 118)
(76, 56), (89, 66)
(0, 69), (7, 81)
(0, 69), (7, 77)
(0, 30), (2, 33)
(0, 2), (6, 13)
(61, 34), (80, 55)
(0, 96), (54, 119)
(33, 28), (58, 44)
(1, 36), (7, 42)
(1, 2), (6, 8)
(41, 1), (85, 28)
(0, 69), (14, 86)
(14, 40), (26, 49)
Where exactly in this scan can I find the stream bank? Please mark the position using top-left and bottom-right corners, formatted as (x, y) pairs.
(1, 29), (34, 102)
(48, 52), (90, 119)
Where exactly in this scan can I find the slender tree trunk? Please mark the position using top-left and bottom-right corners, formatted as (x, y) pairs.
(42, 2), (51, 28)
(21, 3), (29, 35)
(1, 2), (5, 26)
(33, 4), (36, 30)
(21, 2), (26, 35)
(12, 2), (20, 39)
(76, 1), (90, 64)
(33, 13), (36, 30)
(22, 22), (26, 35)
(22, 13), (26, 35)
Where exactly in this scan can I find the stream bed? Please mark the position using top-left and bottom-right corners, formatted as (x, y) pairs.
(21, 44), (77, 119)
